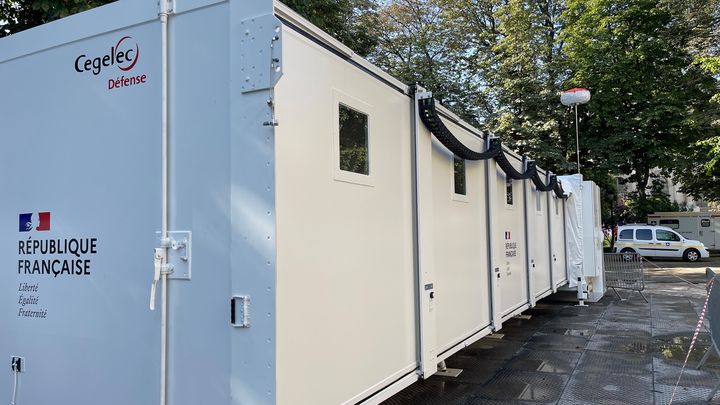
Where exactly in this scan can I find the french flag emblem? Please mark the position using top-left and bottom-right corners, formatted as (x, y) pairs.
(504, 231), (511, 240)
(19, 212), (51, 232)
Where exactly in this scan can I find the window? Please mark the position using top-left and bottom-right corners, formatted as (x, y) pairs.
(506, 178), (513, 205)
(536, 191), (542, 211)
(701, 219), (711, 227)
(453, 156), (466, 196)
(659, 219), (679, 229)
(618, 229), (634, 240)
(338, 104), (369, 175)
(656, 229), (681, 242)
(636, 229), (652, 241)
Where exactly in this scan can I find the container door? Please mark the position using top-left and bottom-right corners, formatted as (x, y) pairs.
(494, 166), (528, 318)
(529, 185), (551, 299)
(698, 217), (714, 248)
(0, 24), (161, 404)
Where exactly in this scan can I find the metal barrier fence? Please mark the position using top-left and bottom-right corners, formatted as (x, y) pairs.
(604, 253), (647, 302)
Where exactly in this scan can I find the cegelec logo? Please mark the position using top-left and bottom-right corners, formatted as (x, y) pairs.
(74, 35), (148, 91)
(19, 212), (51, 232)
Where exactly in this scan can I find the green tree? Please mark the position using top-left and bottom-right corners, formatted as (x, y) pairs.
(1, 0), (379, 57)
(0, 0), (114, 37)
(487, 0), (573, 173)
(561, 0), (720, 220)
(281, 0), (378, 56)
(369, 0), (483, 124)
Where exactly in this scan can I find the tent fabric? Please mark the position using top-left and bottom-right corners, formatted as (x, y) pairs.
(559, 174), (584, 287)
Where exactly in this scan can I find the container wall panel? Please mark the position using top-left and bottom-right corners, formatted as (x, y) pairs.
(274, 29), (417, 405)
(429, 121), (491, 354)
(528, 180), (552, 298)
(490, 160), (529, 318)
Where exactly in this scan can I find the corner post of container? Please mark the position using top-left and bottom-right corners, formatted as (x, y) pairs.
(485, 141), (501, 332)
(411, 86), (438, 379)
(523, 157), (535, 308)
(228, 1), (284, 403)
(547, 172), (556, 293)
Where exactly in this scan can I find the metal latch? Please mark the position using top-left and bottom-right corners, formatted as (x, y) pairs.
(150, 231), (191, 310)
(156, 231), (192, 280)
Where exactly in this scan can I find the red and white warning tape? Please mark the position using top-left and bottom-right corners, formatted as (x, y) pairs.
(668, 277), (715, 405)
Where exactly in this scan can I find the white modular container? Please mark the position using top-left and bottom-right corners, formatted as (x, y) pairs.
(0, 1), (575, 404)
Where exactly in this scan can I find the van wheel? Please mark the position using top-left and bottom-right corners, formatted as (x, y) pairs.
(620, 248), (636, 261)
(683, 249), (700, 262)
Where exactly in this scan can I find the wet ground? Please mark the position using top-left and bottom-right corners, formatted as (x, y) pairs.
(384, 256), (720, 405)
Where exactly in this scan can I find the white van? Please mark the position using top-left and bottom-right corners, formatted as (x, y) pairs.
(614, 224), (710, 262)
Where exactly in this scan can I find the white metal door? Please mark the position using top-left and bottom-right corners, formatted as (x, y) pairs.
(653, 229), (683, 258)
(698, 217), (715, 248)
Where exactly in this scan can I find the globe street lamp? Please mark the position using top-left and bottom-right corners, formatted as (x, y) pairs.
(561, 88), (591, 174)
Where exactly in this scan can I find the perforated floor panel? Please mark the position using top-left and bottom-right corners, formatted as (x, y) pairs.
(586, 334), (652, 354)
(504, 349), (580, 374)
(382, 269), (719, 405)
(561, 371), (654, 405)
(474, 369), (568, 402)
(576, 350), (652, 375)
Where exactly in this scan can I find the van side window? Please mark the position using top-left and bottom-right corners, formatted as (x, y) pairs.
(656, 229), (681, 242)
(636, 229), (652, 241)
(659, 219), (679, 229)
(618, 229), (633, 240)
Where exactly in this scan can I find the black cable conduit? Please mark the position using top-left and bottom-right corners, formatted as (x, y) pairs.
(531, 172), (567, 199)
(418, 96), (567, 197)
(418, 97), (501, 160)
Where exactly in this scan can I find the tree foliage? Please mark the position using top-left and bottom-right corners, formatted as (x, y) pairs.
(0, 0), (114, 37)
(281, 0), (379, 56)
(561, 0), (720, 218)
(487, 0), (571, 172)
(369, 0), (482, 124)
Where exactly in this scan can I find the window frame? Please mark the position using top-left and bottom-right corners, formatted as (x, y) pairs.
(504, 175), (515, 209)
(332, 90), (374, 187)
(452, 155), (469, 202)
(701, 219), (711, 227)
(659, 219), (680, 230)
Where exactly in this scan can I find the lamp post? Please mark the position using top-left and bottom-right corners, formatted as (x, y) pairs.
(561, 88), (591, 174)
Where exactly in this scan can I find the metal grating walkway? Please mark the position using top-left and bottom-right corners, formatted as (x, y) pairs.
(383, 257), (720, 405)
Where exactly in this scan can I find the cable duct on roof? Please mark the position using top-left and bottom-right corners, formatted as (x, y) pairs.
(418, 97), (501, 160)
(417, 94), (567, 198)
